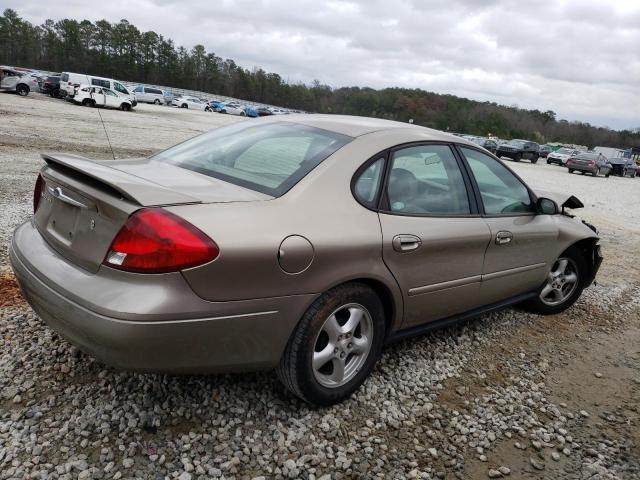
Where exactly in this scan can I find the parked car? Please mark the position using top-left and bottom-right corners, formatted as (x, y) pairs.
(219, 102), (246, 115)
(0, 66), (31, 96)
(206, 100), (225, 112)
(256, 107), (273, 116)
(60, 72), (137, 106)
(496, 139), (540, 163)
(72, 85), (134, 111)
(172, 96), (212, 111)
(547, 147), (580, 166)
(566, 152), (612, 177)
(539, 145), (552, 158)
(244, 106), (259, 118)
(133, 85), (166, 104)
(22, 71), (43, 91)
(41, 76), (61, 97)
(608, 157), (638, 178)
(471, 137), (498, 154)
(10, 115), (603, 406)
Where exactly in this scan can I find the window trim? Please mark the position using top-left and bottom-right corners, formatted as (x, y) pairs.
(350, 153), (390, 211)
(454, 143), (539, 218)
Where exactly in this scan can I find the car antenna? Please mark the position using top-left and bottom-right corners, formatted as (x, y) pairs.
(93, 97), (117, 160)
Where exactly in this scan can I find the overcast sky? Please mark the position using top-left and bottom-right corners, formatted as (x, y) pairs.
(7, 0), (640, 130)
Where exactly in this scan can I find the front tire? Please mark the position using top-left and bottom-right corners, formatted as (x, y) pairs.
(16, 84), (29, 96)
(154, 99), (161, 105)
(514, 153), (522, 162)
(181, 104), (188, 109)
(522, 246), (587, 315)
(531, 154), (539, 164)
(568, 169), (574, 174)
(277, 283), (386, 406)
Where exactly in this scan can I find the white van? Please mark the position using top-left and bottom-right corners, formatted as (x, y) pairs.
(133, 85), (165, 104)
(60, 72), (137, 106)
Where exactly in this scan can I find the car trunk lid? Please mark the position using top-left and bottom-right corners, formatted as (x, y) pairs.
(35, 153), (271, 273)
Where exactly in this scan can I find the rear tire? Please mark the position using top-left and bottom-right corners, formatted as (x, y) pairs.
(522, 246), (587, 315)
(568, 169), (574, 174)
(154, 99), (161, 105)
(181, 104), (188, 109)
(82, 99), (94, 107)
(531, 154), (539, 164)
(277, 283), (386, 406)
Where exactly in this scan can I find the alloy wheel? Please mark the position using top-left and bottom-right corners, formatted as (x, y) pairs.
(312, 303), (373, 388)
(539, 257), (579, 306)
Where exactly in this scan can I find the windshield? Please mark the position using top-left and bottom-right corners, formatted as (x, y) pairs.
(556, 148), (574, 154)
(152, 122), (352, 196)
(508, 140), (527, 147)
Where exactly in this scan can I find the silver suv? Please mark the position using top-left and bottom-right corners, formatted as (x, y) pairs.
(0, 67), (30, 96)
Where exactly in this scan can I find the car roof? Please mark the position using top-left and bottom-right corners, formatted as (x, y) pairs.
(272, 114), (470, 141)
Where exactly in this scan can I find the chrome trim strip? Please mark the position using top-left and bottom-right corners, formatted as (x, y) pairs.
(408, 275), (482, 296)
(87, 310), (279, 326)
(482, 262), (547, 281)
(47, 186), (89, 209)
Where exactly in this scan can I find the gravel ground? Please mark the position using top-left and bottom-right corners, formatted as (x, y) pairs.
(1, 92), (639, 480)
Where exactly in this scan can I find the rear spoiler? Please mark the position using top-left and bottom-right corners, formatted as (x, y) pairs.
(41, 153), (201, 206)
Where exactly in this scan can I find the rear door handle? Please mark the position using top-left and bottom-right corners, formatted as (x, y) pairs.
(392, 234), (422, 252)
(495, 231), (513, 245)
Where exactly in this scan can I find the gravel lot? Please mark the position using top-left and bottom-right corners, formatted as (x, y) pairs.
(1, 92), (639, 480)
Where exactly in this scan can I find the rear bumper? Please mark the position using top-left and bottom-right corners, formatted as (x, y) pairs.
(10, 221), (314, 373)
(567, 164), (596, 173)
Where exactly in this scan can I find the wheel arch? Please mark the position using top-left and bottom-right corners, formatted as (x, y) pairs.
(310, 276), (403, 339)
(562, 237), (601, 287)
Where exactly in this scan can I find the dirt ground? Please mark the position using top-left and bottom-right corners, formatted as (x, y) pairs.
(0, 92), (639, 479)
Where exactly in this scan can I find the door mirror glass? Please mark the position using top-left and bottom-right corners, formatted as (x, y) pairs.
(537, 197), (558, 215)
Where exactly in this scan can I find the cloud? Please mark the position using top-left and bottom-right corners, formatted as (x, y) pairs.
(5, 0), (640, 129)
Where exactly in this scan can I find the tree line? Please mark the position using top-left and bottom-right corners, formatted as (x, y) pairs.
(1, 8), (638, 148)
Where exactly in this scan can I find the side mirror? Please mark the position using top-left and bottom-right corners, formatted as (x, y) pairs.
(537, 197), (558, 215)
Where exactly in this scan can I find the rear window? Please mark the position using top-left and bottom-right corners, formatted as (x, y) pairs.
(61, 73), (69, 82)
(153, 122), (352, 197)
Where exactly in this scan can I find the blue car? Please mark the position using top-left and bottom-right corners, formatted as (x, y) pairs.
(243, 106), (259, 118)
(207, 100), (225, 112)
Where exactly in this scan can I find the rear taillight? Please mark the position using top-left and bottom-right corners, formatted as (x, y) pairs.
(33, 174), (43, 213)
(104, 209), (219, 273)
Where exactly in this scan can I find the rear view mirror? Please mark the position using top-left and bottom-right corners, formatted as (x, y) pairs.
(537, 197), (558, 215)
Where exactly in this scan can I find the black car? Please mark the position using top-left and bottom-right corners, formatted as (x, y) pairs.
(256, 107), (273, 117)
(471, 137), (498, 154)
(496, 139), (540, 163)
(608, 157), (638, 178)
(41, 76), (61, 97)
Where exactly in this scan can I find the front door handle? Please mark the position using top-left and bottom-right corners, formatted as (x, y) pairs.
(495, 231), (513, 245)
(392, 234), (422, 253)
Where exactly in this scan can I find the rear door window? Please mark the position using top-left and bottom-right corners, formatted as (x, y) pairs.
(385, 144), (470, 215)
(91, 78), (110, 88)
